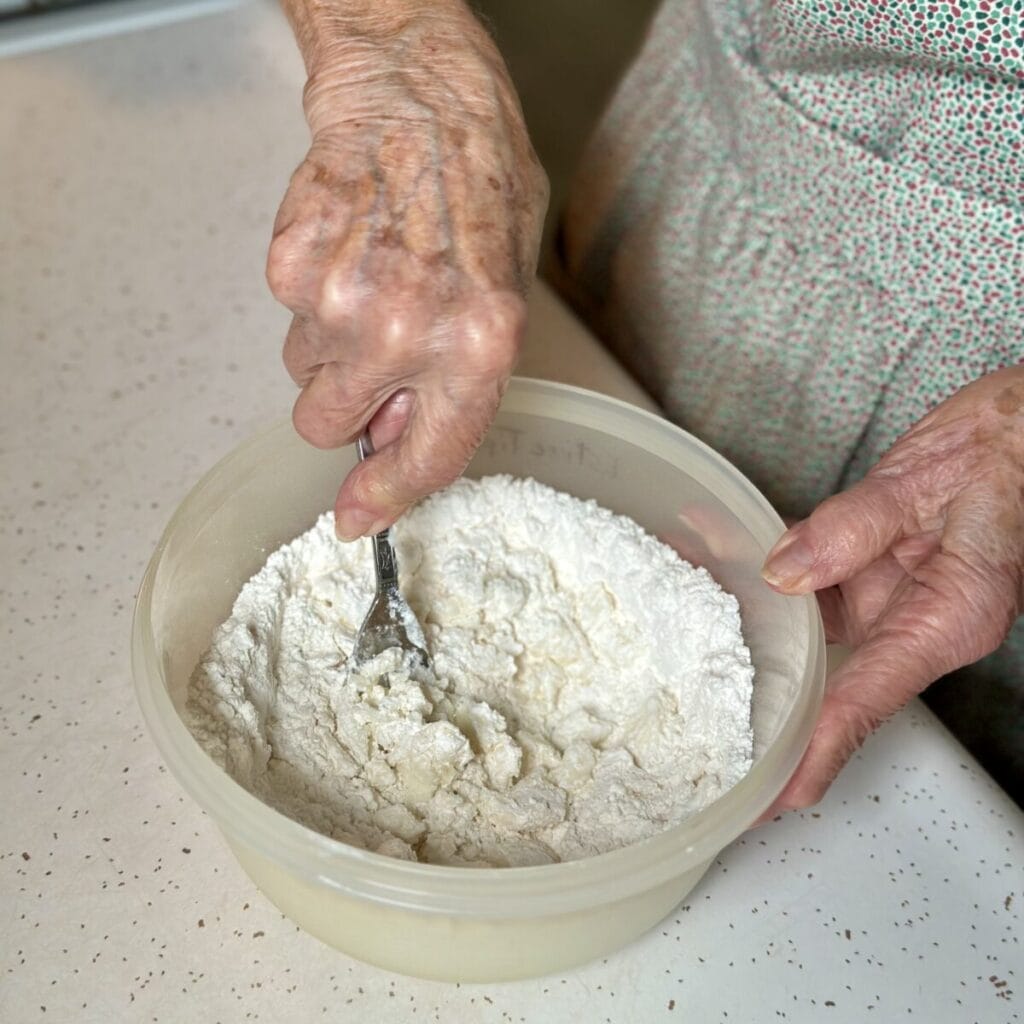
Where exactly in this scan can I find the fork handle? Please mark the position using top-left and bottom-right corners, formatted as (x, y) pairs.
(356, 431), (375, 463)
(370, 529), (398, 586)
(356, 430), (399, 587)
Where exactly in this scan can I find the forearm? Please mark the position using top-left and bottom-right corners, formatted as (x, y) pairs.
(279, 0), (486, 76)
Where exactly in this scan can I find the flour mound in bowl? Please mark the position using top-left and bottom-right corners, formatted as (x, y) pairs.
(186, 475), (754, 867)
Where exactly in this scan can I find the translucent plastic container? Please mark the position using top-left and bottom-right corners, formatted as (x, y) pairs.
(131, 378), (825, 981)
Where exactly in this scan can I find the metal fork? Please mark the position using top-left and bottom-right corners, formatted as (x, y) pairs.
(350, 432), (430, 669)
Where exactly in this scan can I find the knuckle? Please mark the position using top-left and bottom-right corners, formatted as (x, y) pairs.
(292, 373), (360, 450)
(486, 290), (529, 340)
(314, 271), (360, 332)
(526, 161), (550, 208)
(399, 432), (467, 498)
(353, 461), (429, 515)
(374, 307), (420, 364)
(458, 293), (526, 375)
(813, 482), (899, 553)
(266, 229), (312, 308)
(401, 456), (462, 502)
(268, 158), (355, 312)
(378, 430), (474, 508)
(292, 396), (331, 449)
(281, 318), (313, 384)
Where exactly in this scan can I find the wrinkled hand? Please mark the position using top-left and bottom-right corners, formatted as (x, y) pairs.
(268, 3), (548, 539)
(760, 365), (1024, 814)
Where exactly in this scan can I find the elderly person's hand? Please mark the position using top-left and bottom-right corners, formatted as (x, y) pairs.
(761, 365), (1024, 814)
(269, 0), (548, 539)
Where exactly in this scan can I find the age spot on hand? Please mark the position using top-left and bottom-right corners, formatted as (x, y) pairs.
(994, 383), (1024, 416)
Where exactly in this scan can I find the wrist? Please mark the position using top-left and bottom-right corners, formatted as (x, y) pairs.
(298, 10), (518, 145)
(283, 0), (482, 79)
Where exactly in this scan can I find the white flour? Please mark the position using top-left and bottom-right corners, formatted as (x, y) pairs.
(186, 475), (754, 867)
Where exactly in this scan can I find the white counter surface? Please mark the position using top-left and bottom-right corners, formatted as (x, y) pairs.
(1, 3), (1020, 1022)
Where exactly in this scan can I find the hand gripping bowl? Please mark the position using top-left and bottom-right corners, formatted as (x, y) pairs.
(132, 378), (825, 982)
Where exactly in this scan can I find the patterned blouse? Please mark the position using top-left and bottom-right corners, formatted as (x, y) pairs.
(557, 0), (1024, 768)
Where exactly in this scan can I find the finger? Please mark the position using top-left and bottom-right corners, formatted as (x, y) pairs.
(266, 154), (367, 314)
(289, 289), (446, 448)
(761, 476), (907, 595)
(766, 630), (935, 814)
(368, 389), (416, 450)
(331, 293), (524, 539)
(266, 183), (333, 314)
(292, 360), (403, 450)
(891, 532), (943, 574)
(817, 548), (926, 647)
(282, 315), (323, 387)
(814, 586), (848, 646)
(766, 663), (922, 816)
(765, 553), (1011, 815)
(284, 262), (401, 392)
(333, 377), (508, 540)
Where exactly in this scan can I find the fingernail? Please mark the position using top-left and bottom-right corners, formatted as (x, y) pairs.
(762, 528), (814, 588)
(334, 507), (386, 542)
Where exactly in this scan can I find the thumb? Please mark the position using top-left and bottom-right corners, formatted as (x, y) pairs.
(762, 476), (906, 595)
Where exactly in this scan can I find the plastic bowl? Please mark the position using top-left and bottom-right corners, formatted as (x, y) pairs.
(132, 377), (825, 981)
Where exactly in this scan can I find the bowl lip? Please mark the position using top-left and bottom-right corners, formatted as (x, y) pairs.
(131, 376), (826, 917)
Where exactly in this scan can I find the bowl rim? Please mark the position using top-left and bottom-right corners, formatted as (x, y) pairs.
(131, 377), (826, 917)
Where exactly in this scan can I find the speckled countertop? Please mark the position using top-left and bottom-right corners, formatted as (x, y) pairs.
(0, 3), (1020, 1022)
